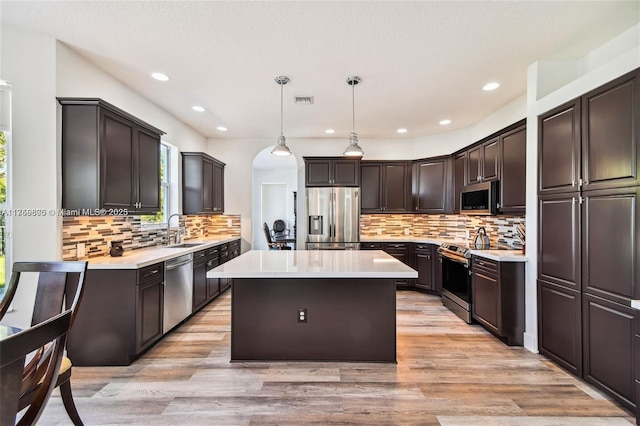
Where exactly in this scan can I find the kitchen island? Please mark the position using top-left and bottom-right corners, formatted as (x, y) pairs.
(207, 250), (418, 362)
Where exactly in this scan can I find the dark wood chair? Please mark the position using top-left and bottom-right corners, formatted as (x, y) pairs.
(263, 222), (291, 250)
(1, 310), (73, 425)
(0, 261), (88, 425)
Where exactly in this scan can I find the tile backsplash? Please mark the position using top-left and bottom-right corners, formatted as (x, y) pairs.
(63, 214), (241, 260)
(361, 214), (525, 249)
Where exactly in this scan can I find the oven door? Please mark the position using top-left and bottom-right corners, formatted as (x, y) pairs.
(441, 256), (472, 323)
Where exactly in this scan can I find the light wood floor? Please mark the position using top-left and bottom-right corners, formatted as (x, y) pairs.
(39, 290), (635, 425)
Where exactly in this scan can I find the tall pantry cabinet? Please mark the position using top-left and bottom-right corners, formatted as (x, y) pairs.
(537, 68), (640, 412)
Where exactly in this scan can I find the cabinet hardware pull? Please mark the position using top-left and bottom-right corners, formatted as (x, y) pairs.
(579, 178), (583, 187)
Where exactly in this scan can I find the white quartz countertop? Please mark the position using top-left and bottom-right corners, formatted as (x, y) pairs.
(361, 237), (527, 262)
(86, 237), (240, 269)
(207, 250), (418, 279)
(631, 300), (640, 310)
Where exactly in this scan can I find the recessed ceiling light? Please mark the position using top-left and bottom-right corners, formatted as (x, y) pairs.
(216, 126), (227, 132)
(483, 82), (500, 91)
(325, 129), (335, 134)
(397, 128), (408, 134)
(192, 106), (205, 112)
(439, 119), (451, 125)
(151, 72), (170, 82)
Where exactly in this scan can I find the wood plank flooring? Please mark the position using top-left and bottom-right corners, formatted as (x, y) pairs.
(38, 290), (635, 425)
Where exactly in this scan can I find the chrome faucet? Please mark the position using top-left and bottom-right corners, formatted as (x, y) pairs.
(167, 214), (182, 245)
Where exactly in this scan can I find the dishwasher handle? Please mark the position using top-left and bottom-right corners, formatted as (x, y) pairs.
(165, 254), (194, 271)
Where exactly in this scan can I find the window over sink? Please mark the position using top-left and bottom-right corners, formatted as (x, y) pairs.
(142, 141), (177, 227)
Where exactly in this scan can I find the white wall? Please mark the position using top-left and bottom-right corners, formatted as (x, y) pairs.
(0, 26), (59, 327)
(522, 22), (640, 352)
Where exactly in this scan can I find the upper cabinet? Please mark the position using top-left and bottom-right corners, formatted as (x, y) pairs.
(499, 124), (527, 213)
(539, 68), (640, 194)
(452, 152), (466, 213)
(59, 98), (164, 214)
(361, 161), (411, 213)
(412, 157), (451, 214)
(304, 157), (360, 187)
(467, 137), (499, 184)
(182, 152), (225, 214)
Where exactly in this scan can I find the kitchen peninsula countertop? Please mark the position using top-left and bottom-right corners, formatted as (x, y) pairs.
(85, 237), (240, 269)
(361, 236), (527, 262)
(207, 250), (418, 279)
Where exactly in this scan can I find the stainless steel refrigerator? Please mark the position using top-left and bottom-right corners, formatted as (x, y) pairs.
(306, 187), (360, 250)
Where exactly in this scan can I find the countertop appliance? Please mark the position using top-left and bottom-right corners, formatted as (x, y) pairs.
(306, 187), (360, 250)
(163, 253), (193, 334)
(438, 243), (473, 323)
(460, 180), (499, 215)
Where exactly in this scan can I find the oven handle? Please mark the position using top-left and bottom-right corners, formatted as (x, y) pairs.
(441, 255), (469, 267)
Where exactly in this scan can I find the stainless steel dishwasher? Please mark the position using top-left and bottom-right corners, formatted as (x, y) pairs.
(163, 253), (193, 334)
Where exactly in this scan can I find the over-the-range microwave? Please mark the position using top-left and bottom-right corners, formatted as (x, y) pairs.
(460, 180), (499, 215)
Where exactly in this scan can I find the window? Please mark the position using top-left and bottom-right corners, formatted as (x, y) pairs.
(142, 142), (171, 225)
(0, 80), (11, 294)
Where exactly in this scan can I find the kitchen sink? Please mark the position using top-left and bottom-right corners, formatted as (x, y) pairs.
(166, 243), (204, 248)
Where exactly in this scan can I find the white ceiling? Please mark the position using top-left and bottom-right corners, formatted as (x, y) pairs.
(2, 1), (638, 141)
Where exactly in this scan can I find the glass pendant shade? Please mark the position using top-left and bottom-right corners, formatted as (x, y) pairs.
(343, 132), (364, 156)
(271, 135), (291, 156)
(272, 76), (291, 156)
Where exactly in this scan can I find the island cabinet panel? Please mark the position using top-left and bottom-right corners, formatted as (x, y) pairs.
(67, 262), (165, 366)
(59, 98), (164, 214)
(582, 68), (640, 192)
(471, 256), (524, 346)
(412, 157), (451, 214)
(304, 157), (360, 187)
(231, 278), (396, 362)
(360, 161), (411, 213)
(453, 152), (466, 213)
(537, 280), (582, 377)
(635, 314), (640, 425)
(538, 99), (581, 195)
(192, 249), (209, 311)
(182, 152), (226, 214)
(583, 294), (636, 411)
(499, 124), (527, 213)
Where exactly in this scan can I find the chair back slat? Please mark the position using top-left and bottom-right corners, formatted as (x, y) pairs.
(31, 272), (67, 326)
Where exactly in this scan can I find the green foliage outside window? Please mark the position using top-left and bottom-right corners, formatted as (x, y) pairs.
(141, 143), (169, 224)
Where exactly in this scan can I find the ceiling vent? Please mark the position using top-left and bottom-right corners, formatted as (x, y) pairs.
(294, 96), (314, 104)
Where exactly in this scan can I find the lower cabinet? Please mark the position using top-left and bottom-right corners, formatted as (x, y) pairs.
(206, 246), (221, 301)
(537, 279), (582, 376)
(414, 244), (434, 291)
(383, 242), (412, 288)
(583, 293), (636, 411)
(471, 256), (524, 346)
(192, 249), (209, 311)
(67, 262), (165, 366)
(434, 251), (443, 294)
(635, 313), (639, 425)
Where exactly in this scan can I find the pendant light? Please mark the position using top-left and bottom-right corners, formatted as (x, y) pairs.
(271, 76), (292, 156)
(343, 76), (364, 157)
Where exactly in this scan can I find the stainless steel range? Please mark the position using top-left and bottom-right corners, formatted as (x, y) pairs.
(438, 242), (473, 323)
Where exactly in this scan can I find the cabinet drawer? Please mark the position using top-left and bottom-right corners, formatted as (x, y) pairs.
(414, 243), (432, 253)
(193, 249), (208, 265)
(207, 246), (220, 259)
(472, 256), (498, 275)
(137, 262), (164, 284)
(384, 242), (408, 251)
(361, 242), (383, 250)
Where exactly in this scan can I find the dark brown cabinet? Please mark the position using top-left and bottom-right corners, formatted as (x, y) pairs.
(537, 280), (582, 376)
(412, 157), (451, 213)
(434, 251), (443, 294)
(304, 157), (360, 187)
(582, 69), (640, 191)
(360, 162), (411, 213)
(206, 246), (221, 301)
(471, 256), (525, 346)
(414, 244), (433, 291)
(583, 294), (636, 410)
(182, 152), (225, 214)
(635, 315), (640, 425)
(192, 249), (209, 311)
(467, 138), (499, 184)
(538, 99), (581, 195)
(59, 98), (164, 214)
(499, 125), (527, 213)
(135, 263), (165, 354)
(453, 152), (466, 213)
(361, 241), (412, 288)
